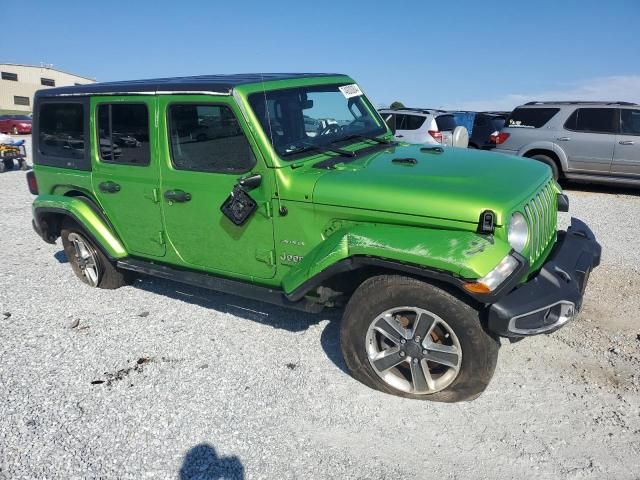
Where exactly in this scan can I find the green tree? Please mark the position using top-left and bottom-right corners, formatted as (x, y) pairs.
(389, 101), (405, 110)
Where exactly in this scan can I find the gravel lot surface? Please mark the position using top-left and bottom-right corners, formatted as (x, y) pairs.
(1, 138), (639, 479)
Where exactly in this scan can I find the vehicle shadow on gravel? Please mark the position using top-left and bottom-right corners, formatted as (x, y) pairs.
(131, 274), (349, 374)
(179, 443), (244, 480)
(561, 180), (640, 196)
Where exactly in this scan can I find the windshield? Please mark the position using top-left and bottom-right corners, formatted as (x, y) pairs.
(248, 84), (386, 158)
(12, 115), (31, 120)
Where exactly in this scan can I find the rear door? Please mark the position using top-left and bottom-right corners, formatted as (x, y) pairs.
(158, 95), (276, 279)
(91, 96), (166, 257)
(612, 108), (640, 176)
(561, 107), (616, 173)
(401, 114), (427, 143)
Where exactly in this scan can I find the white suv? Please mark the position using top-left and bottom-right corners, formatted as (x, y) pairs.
(378, 108), (467, 146)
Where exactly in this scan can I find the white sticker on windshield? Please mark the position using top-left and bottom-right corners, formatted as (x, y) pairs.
(338, 84), (363, 99)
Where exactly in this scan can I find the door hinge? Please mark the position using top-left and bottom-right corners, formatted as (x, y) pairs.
(152, 188), (160, 203)
(157, 231), (165, 246)
(263, 201), (273, 218)
(255, 249), (275, 266)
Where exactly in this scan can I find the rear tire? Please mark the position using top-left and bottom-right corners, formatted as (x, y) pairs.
(530, 154), (560, 180)
(340, 275), (499, 402)
(61, 219), (132, 289)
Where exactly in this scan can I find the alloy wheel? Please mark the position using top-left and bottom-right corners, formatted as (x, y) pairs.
(365, 306), (462, 394)
(68, 232), (100, 287)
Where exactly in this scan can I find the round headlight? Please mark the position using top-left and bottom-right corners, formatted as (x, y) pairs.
(508, 212), (529, 253)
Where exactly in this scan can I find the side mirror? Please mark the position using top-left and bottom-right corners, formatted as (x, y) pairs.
(238, 173), (262, 190)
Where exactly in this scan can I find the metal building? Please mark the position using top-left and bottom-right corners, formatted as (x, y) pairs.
(0, 64), (95, 114)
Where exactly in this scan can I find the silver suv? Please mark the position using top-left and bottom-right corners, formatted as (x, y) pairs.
(493, 101), (640, 185)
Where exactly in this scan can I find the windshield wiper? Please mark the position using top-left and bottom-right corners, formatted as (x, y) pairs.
(331, 134), (395, 145)
(282, 142), (355, 158)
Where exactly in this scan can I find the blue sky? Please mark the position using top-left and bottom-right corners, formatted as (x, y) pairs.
(3, 0), (639, 110)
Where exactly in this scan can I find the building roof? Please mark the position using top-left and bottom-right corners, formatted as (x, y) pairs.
(35, 73), (345, 98)
(0, 63), (96, 81)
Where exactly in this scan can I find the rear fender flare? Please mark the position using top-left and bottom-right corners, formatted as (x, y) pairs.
(32, 195), (127, 260)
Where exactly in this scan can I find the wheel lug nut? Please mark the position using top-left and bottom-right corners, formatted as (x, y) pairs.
(400, 339), (406, 344)
(415, 336), (421, 342)
(422, 350), (428, 355)
(399, 351), (405, 357)
(413, 358), (418, 364)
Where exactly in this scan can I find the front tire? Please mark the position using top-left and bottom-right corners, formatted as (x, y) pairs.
(340, 275), (499, 402)
(61, 219), (131, 289)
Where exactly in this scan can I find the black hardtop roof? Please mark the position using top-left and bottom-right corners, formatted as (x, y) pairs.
(35, 73), (345, 98)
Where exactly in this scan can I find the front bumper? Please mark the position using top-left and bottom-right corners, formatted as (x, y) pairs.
(488, 217), (601, 337)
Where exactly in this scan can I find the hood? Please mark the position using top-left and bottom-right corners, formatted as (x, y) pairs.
(311, 144), (551, 225)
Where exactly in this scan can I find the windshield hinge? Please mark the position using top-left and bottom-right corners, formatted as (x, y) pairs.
(255, 249), (275, 266)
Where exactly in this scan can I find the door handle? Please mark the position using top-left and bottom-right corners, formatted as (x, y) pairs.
(395, 134), (404, 138)
(619, 140), (635, 145)
(164, 189), (192, 203)
(98, 181), (121, 193)
(556, 137), (571, 141)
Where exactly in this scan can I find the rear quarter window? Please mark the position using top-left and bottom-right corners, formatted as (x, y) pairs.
(435, 115), (457, 131)
(506, 108), (560, 128)
(35, 99), (91, 171)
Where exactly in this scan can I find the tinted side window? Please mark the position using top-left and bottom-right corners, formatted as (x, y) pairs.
(506, 108), (560, 128)
(97, 104), (150, 165)
(1, 71), (18, 81)
(39, 103), (85, 160)
(565, 108), (617, 134)
(620, 109), (640, 135)
(491, 116), (506, 131)
(435, 115), (457, 131)
(394, 114), (407, 130)
(168, 104), (254, 173)
(404, 115), (426, 130)
(473, 115), (488, 127)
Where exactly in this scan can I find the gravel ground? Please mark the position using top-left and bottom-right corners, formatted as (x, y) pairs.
(1, 138), (639, 479)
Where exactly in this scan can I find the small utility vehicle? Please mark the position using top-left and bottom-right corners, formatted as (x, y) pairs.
(28, 74), (600, 402)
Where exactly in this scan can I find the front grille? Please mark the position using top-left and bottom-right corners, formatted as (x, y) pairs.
(523, 180), (557, 264)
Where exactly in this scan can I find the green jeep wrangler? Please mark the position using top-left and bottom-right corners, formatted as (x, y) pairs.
(28, 73), (601, 402)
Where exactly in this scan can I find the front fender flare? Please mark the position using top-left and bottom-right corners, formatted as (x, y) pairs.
(282, 224), (511, 300)
(32, 195), (127, 259)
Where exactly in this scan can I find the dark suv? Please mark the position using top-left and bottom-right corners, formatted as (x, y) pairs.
(493, 101), (640, 184)
(452, 111), (508, 150)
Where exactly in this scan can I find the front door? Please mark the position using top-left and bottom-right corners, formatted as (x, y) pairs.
(561, 107), (616, 173)
(91, 96), (165, 257)
(158, 95), (275, 280)
(612, 108), (640, 176)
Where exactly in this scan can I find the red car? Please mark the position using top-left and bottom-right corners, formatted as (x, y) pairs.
(0, 115), (32, 134)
